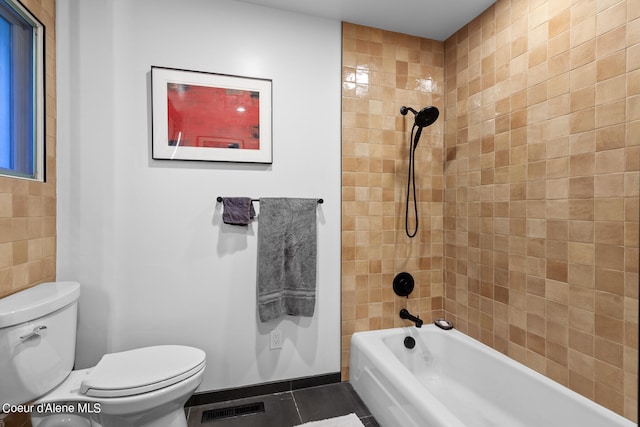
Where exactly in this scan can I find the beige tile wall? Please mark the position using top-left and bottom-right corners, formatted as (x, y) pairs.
(443, 0), (638, 421)
(342, 0), (638, 422)
(341, 22), (446, 378)
(0, 0), (56, 306)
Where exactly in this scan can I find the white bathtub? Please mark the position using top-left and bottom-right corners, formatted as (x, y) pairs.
(350, 325), (635, 427)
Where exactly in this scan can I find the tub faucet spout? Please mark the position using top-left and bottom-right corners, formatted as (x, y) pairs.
(399, 309), (423, 328)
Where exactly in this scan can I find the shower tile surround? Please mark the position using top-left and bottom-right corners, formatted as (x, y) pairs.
(342, 0), (639, 421)
(341, 22), (446, 379)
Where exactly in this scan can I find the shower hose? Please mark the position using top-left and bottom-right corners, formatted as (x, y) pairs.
(405, 124), (419, 238)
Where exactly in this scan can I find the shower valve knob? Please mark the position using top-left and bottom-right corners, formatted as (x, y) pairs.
(393, 272), (415, 297)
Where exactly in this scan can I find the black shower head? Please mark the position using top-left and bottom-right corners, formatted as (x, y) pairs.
(400, 105), (439, 128)
(415, 106), (439, 127)
(401, 105), (439, 149)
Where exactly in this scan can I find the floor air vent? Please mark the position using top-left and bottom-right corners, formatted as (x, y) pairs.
(201, 402), (266, 423)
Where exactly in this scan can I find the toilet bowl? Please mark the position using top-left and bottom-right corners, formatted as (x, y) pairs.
(31, 345), (205, 427)
(0, 282), (206, 427)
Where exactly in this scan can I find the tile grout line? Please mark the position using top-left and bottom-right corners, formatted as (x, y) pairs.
(290, 390), (304, 426)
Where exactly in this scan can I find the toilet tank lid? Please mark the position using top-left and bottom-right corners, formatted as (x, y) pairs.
(0, 281), (81, 328)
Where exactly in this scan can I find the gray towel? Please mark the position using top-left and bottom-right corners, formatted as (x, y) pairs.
(257, 198), (318, 322)
(222, 197), (255, 225)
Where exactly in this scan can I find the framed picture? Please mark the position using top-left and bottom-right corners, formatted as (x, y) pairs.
(151, 66), (272, 163)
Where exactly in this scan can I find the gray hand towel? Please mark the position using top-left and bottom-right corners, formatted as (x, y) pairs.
(222, 197), (255, 226)
(257, 198), (318, 322)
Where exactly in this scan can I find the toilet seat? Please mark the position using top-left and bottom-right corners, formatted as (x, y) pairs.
(80, 345), (206, 398)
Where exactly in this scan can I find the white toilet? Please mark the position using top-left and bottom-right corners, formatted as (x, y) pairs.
(0, 281), (206, 427)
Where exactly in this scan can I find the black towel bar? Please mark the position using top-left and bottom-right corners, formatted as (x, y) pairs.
(217, 196), (323, 204)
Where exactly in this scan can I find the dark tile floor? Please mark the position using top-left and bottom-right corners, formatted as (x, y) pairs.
(186, 382), (379, 427)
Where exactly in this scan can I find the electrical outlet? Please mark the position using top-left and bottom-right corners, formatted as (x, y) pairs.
(270, 329), (283, 349)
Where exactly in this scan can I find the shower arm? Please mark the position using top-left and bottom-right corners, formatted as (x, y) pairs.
(400, 106), (418, 116)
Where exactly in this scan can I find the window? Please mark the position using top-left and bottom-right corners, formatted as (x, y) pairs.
(0, 0), (44, 181)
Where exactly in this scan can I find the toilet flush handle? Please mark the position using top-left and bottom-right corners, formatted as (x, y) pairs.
(20, 325), (48, 341)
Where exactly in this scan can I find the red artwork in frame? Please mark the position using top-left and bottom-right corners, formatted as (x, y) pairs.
(167, 84), (260, 150)
(152, 67), (272, 163)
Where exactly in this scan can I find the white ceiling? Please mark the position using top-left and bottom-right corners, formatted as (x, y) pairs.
(233, 0), (496, 41)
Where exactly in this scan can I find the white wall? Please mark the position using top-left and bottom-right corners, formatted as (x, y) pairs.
(56, 0), (342, 392)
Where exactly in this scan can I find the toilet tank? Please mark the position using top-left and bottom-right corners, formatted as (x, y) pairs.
(0, 281), (80, 408)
